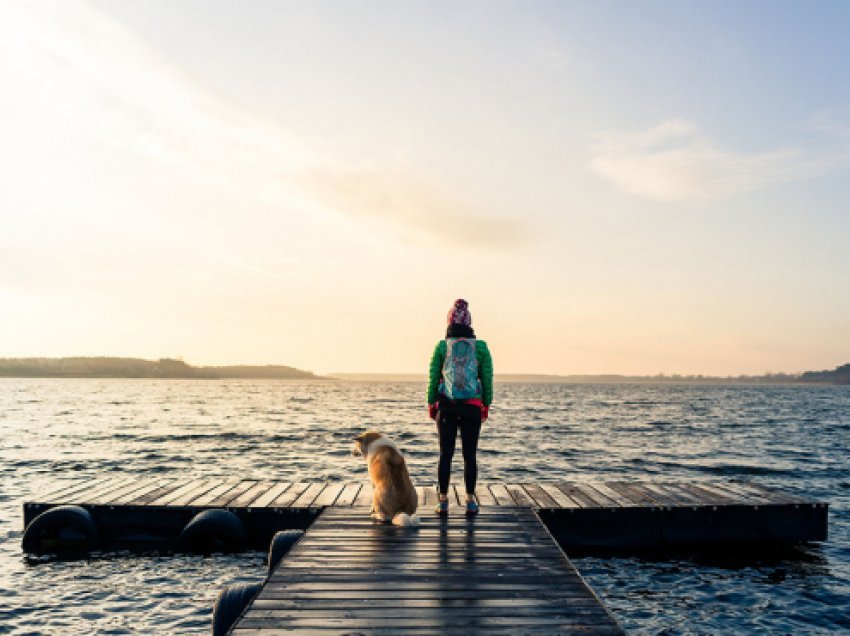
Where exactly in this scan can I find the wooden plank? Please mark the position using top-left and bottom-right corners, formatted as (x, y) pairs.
(300, 542), (547, 551)
(189, 481), (242, 506)
(311, 483), (346, 507)
(78, 477), (142, 504)
(234, 627), (614, 635)
(307, 516), (543, 528)
(38, 477), (106, 503)
(638, 483), (695, 507)
(415, 486), (426, 507)
(214, 481), (260, 507)
(586, 483), (633, 507)
(107, 480), (172, 505)
(738, 481), (809, 505)
(207, 480), (257, 508)
(488, 484), (512, 506)
(449, 484), (462, 506)
(286, 556), (559, 566)
(520, 484), (557, 508)
(266, 575), (593, 587)
(147, 478), (211, 506)
(292, 540), (554, 550)
(245, 607), (610, 619)
(711, 481), (779, 505)
(648, 482), (706, 506)
(262, 572), (595, 592)
(272, 483), (312, 508)
(265, 578), (594, 590)
(234, 628), (622, 636)
(571, 483), (620, 508)
(304, 525), (548, 535)
(556, 483), (601, 508)
(353, 483), (373, 507)
(227, 481), (275, 508)
(422, 485), (437, 507)
(291, 483), (327, 508)
(605, 482), (661, 508)
(300, 531), (546, 541)
(56, 476), (129, 504)
(301, 529), (545, 539)
(626, 483), (671, 508)
(504, 484), (535, 507)
(149, 479), (220, 506)
(252, 597), (602, 607)
(474, 484), (498, 506)
(680, 483), (743, 506)
(167, 479), (225, 506)
(98, 480), (161, 506)
(236, 615), (615, 629)
(126, 480), (183, 506)
(537, 483), (580, 509)
(233, 628), (621, 636)
(249, 592), (609, 607)
(252, 482), (293, 508)
(333, 482), (362, 507)
(303, 532), (547, 543)
(293, 543), (545, 553)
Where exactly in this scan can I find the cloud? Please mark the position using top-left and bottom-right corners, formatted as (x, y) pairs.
(589, 118), (838, 202)
(0, 0), (524, 261)
(298, 166), (528, 248)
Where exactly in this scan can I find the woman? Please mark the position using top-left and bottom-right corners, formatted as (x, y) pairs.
(427, 299), (493, 515)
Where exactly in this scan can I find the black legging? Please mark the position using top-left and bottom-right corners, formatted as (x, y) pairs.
(437, 403), (482, 495)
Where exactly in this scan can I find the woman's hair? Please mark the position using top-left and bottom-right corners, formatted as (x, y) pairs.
(446, 322), (475, 338)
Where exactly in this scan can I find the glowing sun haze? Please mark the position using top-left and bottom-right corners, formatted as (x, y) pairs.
(2, 0), (849, 375)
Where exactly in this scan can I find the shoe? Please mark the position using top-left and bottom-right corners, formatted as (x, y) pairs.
(434, 499), (448, 515)
(466, 500), (479, 515)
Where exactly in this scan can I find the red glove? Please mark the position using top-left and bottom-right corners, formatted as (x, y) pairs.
(481, 405), (489, 422)
(428, 403), (439, 420)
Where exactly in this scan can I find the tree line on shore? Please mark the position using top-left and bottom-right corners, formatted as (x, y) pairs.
(0, 357), (317, 379)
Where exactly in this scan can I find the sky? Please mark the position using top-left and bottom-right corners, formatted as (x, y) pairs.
(1, 0), (849, 375)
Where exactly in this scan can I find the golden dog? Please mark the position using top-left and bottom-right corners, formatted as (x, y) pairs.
(352, 430), (419, 527)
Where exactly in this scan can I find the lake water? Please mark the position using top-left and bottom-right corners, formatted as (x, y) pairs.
(1, 379), (848, 633)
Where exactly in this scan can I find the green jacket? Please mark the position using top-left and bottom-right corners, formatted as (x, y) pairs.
(427, 339), (493, 406)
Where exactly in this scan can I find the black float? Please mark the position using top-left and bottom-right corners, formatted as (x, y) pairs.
(177, 509), (247, 554)
(266, 529), (304, 574)
(211, 581), (263, 636)
(22, 505), (99, 555)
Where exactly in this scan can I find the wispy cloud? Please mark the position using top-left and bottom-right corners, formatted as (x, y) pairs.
(589, 118), (842, 202)
(299, 166), (529, 248)
(0, 0), (524, 258)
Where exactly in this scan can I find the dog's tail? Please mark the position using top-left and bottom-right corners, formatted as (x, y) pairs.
(391, 512), (421, 528)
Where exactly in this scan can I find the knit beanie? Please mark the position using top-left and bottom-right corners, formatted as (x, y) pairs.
(447, 299), (472, 326)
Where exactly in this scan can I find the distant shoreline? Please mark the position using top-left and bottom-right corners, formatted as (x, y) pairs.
(1, 357), (847, 385)
(329, 371), (849, 385)
(0, 357), (318, 380)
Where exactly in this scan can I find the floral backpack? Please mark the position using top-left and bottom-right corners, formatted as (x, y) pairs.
(440, 338), (481, 400)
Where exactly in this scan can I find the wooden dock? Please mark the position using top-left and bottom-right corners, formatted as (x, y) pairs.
(24, 478), (827, 550)
(22, 479), (828, 634)
(233, 505), (623, 635)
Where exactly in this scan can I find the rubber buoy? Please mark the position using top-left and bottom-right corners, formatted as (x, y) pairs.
(211, 582), (262, 636)
(267, 529), (304, 574)
(22, 505), (99, 554)
(177, 509), (247, 554)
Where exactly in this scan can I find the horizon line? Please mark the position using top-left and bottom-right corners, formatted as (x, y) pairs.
(1, 355), (845, 378)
